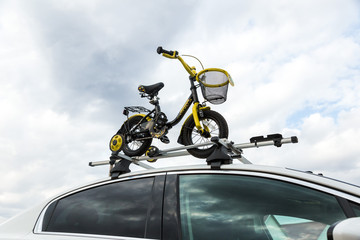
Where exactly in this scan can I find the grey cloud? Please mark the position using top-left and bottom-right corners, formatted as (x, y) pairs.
(21, 0), (198, 117)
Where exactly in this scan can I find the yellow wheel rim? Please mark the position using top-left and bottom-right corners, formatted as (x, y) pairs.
(110, 134), (124, 152)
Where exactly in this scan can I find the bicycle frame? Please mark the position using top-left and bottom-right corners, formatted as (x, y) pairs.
(166, 93), (194, 127)
(167, 79), (210, 133)
(161, 53), (209, 133)
(124, 50), (210, 138)
(135, 88), (209, 134)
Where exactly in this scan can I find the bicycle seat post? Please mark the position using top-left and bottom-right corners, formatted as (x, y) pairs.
(147, 95), (161, 117)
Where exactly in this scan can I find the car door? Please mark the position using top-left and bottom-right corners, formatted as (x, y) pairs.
(165, 170), (360, 240)
(34, 174), (165, 240)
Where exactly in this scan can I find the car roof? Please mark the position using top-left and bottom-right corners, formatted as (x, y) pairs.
(28, 163), (359, 210)
(93, 163), (360, 198)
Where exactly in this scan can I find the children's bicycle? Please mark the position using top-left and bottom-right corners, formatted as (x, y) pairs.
(109, 46), (234, 158)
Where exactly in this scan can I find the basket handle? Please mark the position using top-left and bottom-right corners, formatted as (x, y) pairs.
(196, 68), (234, 87)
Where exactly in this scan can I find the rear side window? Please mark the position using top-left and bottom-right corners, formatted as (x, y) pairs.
(43, 177), (154, 238)
(179, 174), (346, 240)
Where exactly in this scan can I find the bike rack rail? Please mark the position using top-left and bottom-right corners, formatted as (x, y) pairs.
(89, 133), (298, 179)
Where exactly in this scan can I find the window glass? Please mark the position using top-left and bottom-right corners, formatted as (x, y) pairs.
(179, 174), (346, 240)
(44, 177), (154, 238)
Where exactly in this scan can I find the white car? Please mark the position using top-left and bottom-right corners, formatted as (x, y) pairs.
(1, 163), (360, 240)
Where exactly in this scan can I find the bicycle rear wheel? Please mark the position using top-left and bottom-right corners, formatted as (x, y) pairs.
(119, 115), (152, 157)
(181, 110), (228, 158)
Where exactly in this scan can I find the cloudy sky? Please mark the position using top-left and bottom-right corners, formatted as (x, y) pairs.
(1, 0), (360, 222)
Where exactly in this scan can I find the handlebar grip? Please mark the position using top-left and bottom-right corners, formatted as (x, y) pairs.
(157, 46), (177, 57)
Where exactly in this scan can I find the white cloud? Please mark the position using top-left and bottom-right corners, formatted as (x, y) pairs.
(244, 107), (360, 184)
(0, 0), (360, 221)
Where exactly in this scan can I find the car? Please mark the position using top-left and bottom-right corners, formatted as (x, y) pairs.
(1, 163), (360, 240)
(1, 136), (360, 240)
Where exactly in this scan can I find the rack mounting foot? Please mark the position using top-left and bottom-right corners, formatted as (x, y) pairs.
(206, 137), (233, 170)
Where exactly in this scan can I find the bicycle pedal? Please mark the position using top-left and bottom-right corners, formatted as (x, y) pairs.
(160, 136), (170, 144)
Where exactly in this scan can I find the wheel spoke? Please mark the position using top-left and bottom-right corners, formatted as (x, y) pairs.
(121, 116), (152, 156)
(183, 110), (227, 158)
(189, 116), (223, 150)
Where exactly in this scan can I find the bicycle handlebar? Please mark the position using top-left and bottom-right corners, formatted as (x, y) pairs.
(157, 46), (178, 58)
(157, 46), (171, 55)
(157, 46), (196, 77)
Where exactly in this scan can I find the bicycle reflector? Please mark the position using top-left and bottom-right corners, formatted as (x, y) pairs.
(109, 134), (124, 153)
(196, 68), (234, 104)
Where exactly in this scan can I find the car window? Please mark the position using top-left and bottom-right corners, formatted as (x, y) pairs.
(43, 177), (154, 238)
(179, 174), (347, 240)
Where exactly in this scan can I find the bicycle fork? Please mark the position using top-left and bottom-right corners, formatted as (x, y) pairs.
(192, 102), (210, 135)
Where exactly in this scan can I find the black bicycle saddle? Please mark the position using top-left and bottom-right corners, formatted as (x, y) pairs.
(138, 82), (164, 96)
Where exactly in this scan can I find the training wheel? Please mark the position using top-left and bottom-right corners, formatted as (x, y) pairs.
(146, 146), (160, 162)
(109, 134), (124, 153)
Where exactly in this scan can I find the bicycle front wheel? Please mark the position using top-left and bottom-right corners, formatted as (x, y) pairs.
(182, 110), (228, 158)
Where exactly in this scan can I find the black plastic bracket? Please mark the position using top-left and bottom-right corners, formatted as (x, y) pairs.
(206, 137), (233, 170)
(109, 155), (131, 179)
(250, 133), (283, 147)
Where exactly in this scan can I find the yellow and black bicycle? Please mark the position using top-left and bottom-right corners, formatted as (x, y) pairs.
(110, 46), (234, 158)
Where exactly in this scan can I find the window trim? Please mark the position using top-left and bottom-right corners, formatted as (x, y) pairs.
(162, 173), (182, 240)
(34, 172), (166, 239)
(32, 231), (157, 240)
(336, 196), (357, 218)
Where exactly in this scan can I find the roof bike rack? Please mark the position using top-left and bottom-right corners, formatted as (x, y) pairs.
(89, 133), (298, 179)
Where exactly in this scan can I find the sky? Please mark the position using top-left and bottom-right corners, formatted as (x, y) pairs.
(0, 0), (360, 222)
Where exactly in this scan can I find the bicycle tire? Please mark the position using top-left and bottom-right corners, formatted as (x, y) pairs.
(119, 115), (152, 157)
(182, 110), (228, 158)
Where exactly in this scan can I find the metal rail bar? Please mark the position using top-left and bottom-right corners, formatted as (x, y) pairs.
(89, 136), (298, 168)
